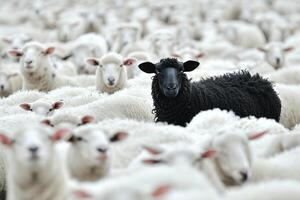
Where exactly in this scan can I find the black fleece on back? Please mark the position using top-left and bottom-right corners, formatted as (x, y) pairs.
(152, 70), (281, 127)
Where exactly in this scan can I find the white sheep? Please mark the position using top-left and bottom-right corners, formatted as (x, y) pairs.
(0, 125), (71, 200)
(66, 125), (128, 181)
(19, 98), (64, 116)
(86, 53), (128, 94)
(257, 42), (294, 69)
(275, 84), (300, 129)
(8, 42), (95, 91)
(223, 180), (300, 200)
(265, 67), (300, 85)
(0, 71), (22, 97)
(70, 33), (108, 75)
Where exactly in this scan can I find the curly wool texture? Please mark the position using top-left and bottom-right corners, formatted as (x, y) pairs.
(152, 70), (281, 127)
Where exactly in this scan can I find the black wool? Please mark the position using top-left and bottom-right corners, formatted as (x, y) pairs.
(152, 70), (281, 127)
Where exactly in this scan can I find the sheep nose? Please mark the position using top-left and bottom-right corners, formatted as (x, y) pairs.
(25, 60), (33, 65)
(167, 83), (177, 90)
(108, 77), (115, 85)
(97, 147), (107, 153)
(0, 85), (4, 90)
(28, 146), (39, 154)
(276, 58), (280, 65)
(240, 171), (248, 182)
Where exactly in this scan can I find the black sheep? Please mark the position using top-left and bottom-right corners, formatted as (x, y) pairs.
(138, 58), (281, 127)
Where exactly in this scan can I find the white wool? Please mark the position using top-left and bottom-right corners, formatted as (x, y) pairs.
(0, 71), (22, 97)
(66, 125), (127, 182)
(275, 84), (300, 128)
(72, 165), (218, 200)
(0, 90), (45, 107)
(223, 180), (300, 200)
(251, 147), (300, 182)
(125, 51), (150, 79)
(52, 94), (154, 126)
(1, 125), (71, 200)
(71, 33), (108, 74)
(265, 67), (300, 85)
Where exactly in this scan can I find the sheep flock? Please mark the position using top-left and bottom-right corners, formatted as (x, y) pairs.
(1, 0), (300, 199)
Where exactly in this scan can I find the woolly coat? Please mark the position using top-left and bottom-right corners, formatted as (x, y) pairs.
(152, 71), (281, 126)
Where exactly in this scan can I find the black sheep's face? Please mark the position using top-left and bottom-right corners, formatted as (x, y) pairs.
(138, 58), (199, 98)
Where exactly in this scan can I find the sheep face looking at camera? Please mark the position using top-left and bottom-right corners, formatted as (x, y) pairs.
(67, 127), (128, 181)
(87, 53), (128, 94)
(9, 42), (55, 76)
(258, 43), (294, 69)
(139, 58), (281, 126)
(20, 99), (64, 116)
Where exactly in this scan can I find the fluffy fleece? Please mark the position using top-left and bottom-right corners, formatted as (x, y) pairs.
(140, 58), (281, 126)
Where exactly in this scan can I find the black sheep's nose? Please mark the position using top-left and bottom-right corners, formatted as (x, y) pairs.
(167, 83), (177, 90)
(29, 146), (39, 154)
(240, 172), (248, 182)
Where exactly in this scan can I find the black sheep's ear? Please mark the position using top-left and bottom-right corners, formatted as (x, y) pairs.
(138, 62), (156, 74)
(183, 60), (199, 72)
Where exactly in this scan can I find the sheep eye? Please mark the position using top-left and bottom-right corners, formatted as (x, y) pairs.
(49, 108), (53, 112)
(29, 109), (33, 111)
(76, 137), (84, 142)
(120, 64), (123, 67)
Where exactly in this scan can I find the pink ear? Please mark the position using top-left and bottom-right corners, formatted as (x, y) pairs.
(20, 103), (31, 111)
(110, 131), (128, 142)
(142, 159), (162, 165)
(0, 134), (13, 146)
(41, 119), (53, 127)
(196, 52), (205, 58)
(51, 129), (69, 141)
(44, 47), (55, 55)
(201, 149), (217, 158)
(152, 185), (171, 197)
(123, 58), (136, 66)
(2, 38), (12, 44)
(81, 115), (94, 125)
(86, 58), (99, 66)
(73, 190), (92, 199)
(283, 46), (294, 52)
(8, 50), (23, 57)
(248, 131), (267, 140)
(257, 47), (267, 53)
(171, 53), (181, 58)
(52, 101), (64, 110)
(143, 145), (163, 155)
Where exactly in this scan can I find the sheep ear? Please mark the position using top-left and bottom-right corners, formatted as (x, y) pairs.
(41, 119), (53, 127)
(2, 37), (12, 44)
(0, 134), (13, 146)
(7, 73), (19, 79)
(86, 58), (99, 66)
(81, 115), (94, 125)
(201, 149), (217, 158)
(196, 52), (205, 59)
(143, 145), (164, 155)
(152, 185), (171, 198)
(50, 129), (70, 141)
(44, 47), (55, 55)
(138, 62), (156, 74)
(183, 60), (199, 72)
(110, 131), (128, 142)
(248, 131), (267, 140)
(72, 190), (92, 199)
(257, 47), (267, 53)
(123, 58), (136, 66)
(283, 46), (294, 52)
(20, 103), (31, 111)
(8, 49), (23, 58)
(52, 101), (64, 110)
